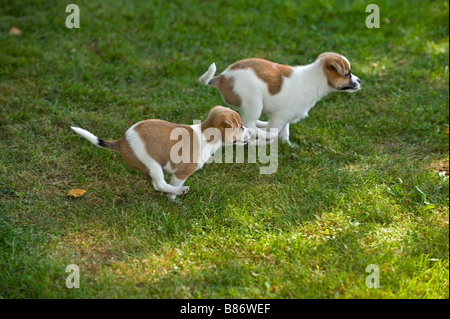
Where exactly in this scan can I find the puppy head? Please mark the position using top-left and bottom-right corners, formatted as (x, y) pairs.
(319, 52), (361, 92)
(206, 106), (250, 145)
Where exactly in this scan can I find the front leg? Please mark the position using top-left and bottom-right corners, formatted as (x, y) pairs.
(167, 175), (188, 201)
(150, 167), (189, 197)
(241, 100), (277, 142)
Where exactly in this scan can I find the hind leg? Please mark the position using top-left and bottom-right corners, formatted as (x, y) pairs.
(241, 99), (277, 142)
(125, 128), (189, 196)
(279, 123), (291, 145)
(250, 117), (290, 146)
(256, 120), (268, 128)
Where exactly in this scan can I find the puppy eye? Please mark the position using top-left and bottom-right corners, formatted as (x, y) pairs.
(345, 73), (351, 77)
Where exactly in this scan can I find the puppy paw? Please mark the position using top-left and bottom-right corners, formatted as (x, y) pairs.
(177, 186), (190, 195)
(282, 139), (299, 148)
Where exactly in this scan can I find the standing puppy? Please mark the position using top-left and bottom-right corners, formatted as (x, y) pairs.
(199, 52), (361, 146)
(71, 106), (250, 200)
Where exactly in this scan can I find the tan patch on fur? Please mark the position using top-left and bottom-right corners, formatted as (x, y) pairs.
(117, 136), (149, 175)
(132, 120), (199, 179)
(114, 106), (244, 182)
(201, 106), (243, 144)
(230, 58), (292, 95)
(319, 52), (352, 89)
(209, 75), (242, 107)
(91, 137), (149, 175)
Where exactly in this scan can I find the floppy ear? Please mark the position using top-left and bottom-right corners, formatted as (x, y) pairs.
(220, 119), (233, 129)
(326, 58), (346, 77)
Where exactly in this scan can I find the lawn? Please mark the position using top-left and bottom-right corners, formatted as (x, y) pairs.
(0, 0), (448, 299)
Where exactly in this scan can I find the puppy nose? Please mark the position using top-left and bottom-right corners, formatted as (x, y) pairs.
(356, 78), (361, 84)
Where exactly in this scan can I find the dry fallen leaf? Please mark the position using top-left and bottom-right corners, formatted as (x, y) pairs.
(269, 285), (278, 293)
(67, 189), (86, 197)
(445, 128), (449, 135)
(8, 27), (22, 35)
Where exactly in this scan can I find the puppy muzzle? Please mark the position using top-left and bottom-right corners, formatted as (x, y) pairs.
(340, 77), (361, 91)
(233, 127), (251, 145)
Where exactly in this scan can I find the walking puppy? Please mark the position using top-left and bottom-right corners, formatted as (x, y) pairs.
(199, 52), (361, 146)
(71, 106), (250, 200)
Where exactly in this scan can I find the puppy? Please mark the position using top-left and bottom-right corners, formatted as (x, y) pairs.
(71, 106), (250, 200)
(199, 52), (361, 146)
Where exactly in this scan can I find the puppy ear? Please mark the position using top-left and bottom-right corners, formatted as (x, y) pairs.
(221, 119), (233, 129)
(326, 58), (346, 77)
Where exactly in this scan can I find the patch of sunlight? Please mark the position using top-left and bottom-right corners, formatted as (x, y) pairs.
(341, 163), (369, 173)
(362, 224), (410, 254)
(424, 39), (449, 55)
(108, 247), (217, 284)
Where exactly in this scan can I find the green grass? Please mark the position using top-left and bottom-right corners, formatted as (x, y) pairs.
(0, 0), (448, 298)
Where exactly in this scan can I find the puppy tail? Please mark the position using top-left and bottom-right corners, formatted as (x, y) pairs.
(198, 62), (217, 86)
(71, 126), (119, 151)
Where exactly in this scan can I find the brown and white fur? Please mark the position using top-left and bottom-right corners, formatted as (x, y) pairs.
(199, 52), (361, 146)
(71, 106), (250, 200)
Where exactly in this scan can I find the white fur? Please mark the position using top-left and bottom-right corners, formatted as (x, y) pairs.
(201, 55), (361, 146)
(199, 63), (216, 85)
(126, 123), (190, 197)
(72, 115), (250, 200)
(191, 123), (219, 169)
(191, 123), (250, 165)
(125, 123), (247, 199)
(70, 127), (101, 147)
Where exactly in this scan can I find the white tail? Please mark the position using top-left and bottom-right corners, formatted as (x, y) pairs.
(198, 62), (217, 85)
(71, 126), (101, 147)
